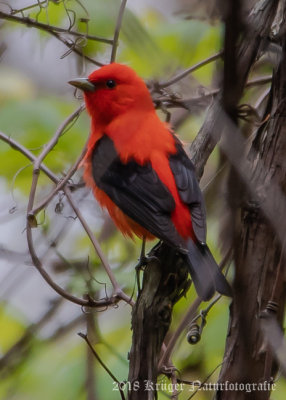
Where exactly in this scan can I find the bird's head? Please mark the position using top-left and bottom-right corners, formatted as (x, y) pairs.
(69, 63), (154, 125)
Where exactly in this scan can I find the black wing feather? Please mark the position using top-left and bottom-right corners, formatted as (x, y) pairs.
(91, 135), (231, 301)
(91, 136), (184, 249)
(169, 138), (206, 243)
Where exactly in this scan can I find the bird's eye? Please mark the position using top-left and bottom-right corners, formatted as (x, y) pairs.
(106, 79), (116, 89)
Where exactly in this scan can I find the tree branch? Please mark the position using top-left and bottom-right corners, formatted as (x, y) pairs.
(0, 10), (114, 44)
(79, 333), (126, 400)
(31, 144), (87, 215)
(0, 112), (132, 307)
(157, 51), (223, 89)
(110, 0), (128, 62)
(127, 243), (191, 399)
(0, 11), (105, 66)
(0, 131), (58, 183)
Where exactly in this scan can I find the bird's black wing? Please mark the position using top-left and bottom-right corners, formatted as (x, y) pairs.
(169, 138), (232, 300)
(91, 135), (185, 250)
(169, 138), (206, 243)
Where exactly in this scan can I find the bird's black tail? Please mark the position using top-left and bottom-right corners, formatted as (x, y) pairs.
(185, 240), (232, 301)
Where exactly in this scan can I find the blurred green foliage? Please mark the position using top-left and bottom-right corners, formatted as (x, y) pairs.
(0, 1), (285, 399)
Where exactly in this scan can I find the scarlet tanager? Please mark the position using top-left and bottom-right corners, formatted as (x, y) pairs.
(69, 63), (231, 301)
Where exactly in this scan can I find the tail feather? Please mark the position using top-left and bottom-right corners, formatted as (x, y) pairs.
(185, 240), (232, 301)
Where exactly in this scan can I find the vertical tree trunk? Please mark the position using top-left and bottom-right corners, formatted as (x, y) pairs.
(127, 244), (190, 400)
(217, 4), (286, 398)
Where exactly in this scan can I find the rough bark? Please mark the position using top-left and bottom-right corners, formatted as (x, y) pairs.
(217, 3), (286, 398)
(190, 0), (279, 179)
(127, 243), (190, 400)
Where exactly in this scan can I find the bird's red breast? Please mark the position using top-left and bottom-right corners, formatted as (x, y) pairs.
(82, 109), (194, 241)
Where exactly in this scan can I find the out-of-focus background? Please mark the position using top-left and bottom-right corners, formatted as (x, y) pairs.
(0, 1), (284, 399)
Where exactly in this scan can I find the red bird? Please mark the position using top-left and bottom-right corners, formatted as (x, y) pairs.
(69, 63), (231, 300)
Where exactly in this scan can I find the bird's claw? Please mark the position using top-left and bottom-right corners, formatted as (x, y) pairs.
(135, 255), (160, 294)
(135, 255), (159, 271)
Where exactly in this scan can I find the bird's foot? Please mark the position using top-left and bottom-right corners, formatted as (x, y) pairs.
(135, 254), (158, 271)
(135, 254), (159, 293)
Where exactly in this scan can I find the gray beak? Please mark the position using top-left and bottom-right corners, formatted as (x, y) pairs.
(68, 78), (95, 92)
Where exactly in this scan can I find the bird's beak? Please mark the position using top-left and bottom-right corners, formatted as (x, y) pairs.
(68, 78), (95, 92)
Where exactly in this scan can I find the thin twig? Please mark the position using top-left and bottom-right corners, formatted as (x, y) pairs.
(78, 333), (126, 400)
(64, 188), (134, 306)
(0, 10), (113, 44)
(48, 29), (104, 66)
(158, 297), (202, 371)
(154, 75), (272, 110)
(85, 302), (96, 400)
(10, 1), (47, 15)
(0, 11), (104, 66)
(0, 131), (58, 183)
(187, 362), (223, 399)
(158, 51), (223, 89)
(26, 105), (84, 214)
(158, 250), (232, 371)
(32, 144), (87, 215)
(64, 187), (123, 295)
(26, 223), (117, 307)
(0, 128), (133, 306)
(24, 106), (115, 307)
(110, 0), (128, 63)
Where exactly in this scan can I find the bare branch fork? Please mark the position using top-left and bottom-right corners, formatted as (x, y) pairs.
(0, 111), (132, 308)
(25, 105), (122, 307)
(0, 10), (113, 44)
(0, 131), (58, 183)
(0, 10), (106, 66)
(31, 144), (87, 215)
